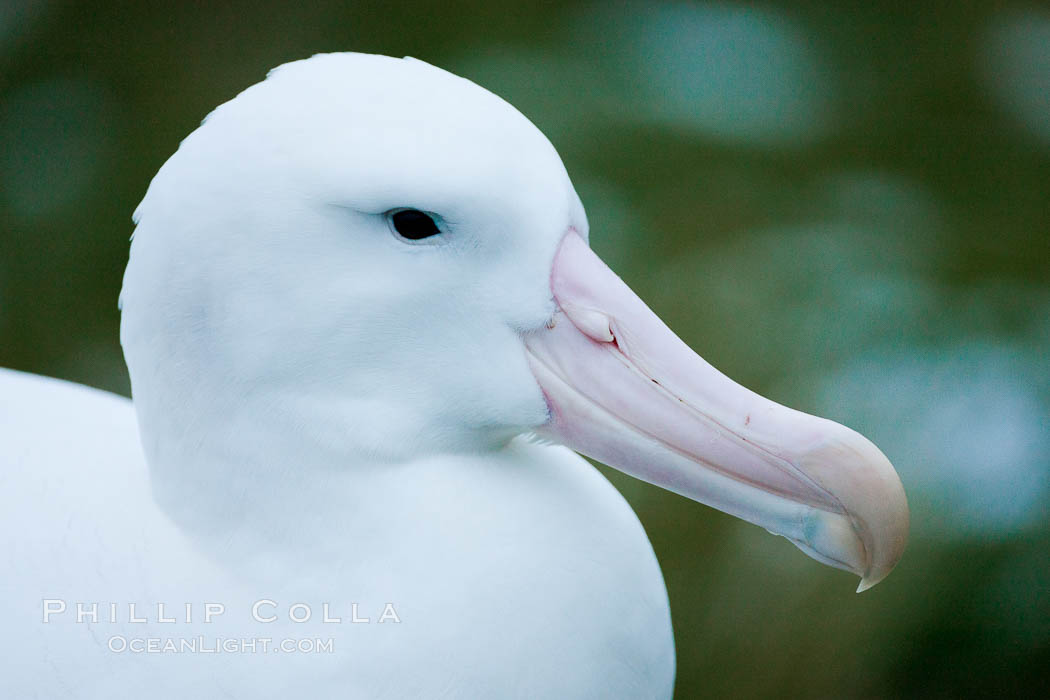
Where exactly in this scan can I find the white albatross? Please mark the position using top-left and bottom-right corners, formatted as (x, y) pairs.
(0, 53), (908, 698)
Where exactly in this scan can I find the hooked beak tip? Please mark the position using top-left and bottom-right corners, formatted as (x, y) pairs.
(795, 427), (910, 590)
(856, 578), (879, 593)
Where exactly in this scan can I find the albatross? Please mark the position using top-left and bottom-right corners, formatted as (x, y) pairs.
(0, 53), (908, 698)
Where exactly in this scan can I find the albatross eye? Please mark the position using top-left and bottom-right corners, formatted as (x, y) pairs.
(389, 209), (442, 241)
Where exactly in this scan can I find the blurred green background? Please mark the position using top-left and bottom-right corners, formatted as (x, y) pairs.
(1, 1), (1048, 697)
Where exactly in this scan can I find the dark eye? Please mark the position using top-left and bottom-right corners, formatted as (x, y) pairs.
(390, 209), (441, 241)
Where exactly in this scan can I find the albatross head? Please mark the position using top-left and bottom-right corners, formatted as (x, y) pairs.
(121, 53), (907, 590)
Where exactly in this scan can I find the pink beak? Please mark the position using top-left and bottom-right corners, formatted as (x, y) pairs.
(524, 232), (909, 591)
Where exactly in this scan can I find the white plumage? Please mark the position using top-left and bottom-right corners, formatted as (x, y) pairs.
(3, 54), (674, 699)
(2, 52), (906, 699)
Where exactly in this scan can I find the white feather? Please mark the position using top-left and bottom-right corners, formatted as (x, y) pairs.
(2, 53), (674, 698)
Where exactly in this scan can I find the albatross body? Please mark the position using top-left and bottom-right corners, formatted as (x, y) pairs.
(0, 368), (671, 697)
(0, 53), (908, 698)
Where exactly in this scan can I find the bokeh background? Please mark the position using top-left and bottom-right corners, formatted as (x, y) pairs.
(2, 1), (1048, 697)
